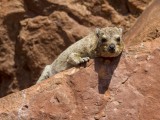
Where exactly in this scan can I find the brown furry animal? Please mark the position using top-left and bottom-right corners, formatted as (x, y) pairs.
(37, 27), (124, 83)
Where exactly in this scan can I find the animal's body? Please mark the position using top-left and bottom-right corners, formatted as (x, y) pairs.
(37, 27), (124, 83)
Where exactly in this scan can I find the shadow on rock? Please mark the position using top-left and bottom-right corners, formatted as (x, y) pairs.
(94, 54), (121, 94)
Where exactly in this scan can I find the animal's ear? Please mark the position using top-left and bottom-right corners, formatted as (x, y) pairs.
(95, 28), (101, 38)
(119, 28), (123, 34)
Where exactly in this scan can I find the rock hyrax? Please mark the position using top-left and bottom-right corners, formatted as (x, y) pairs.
(37, 27), (124, 83)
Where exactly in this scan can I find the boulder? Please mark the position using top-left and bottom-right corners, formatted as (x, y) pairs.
(0, 0), (160, 119)
(0, 0), (152, 97)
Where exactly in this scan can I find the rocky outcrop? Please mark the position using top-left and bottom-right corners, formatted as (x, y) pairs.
(0, 0), (152, 97)
(0, 0), (160, 119)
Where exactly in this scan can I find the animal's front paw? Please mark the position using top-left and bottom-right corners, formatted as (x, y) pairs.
(68, 53), (90, 65)
(79, 57), (90, 63)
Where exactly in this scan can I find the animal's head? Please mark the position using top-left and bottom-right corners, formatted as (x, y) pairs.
(95, 27), (124, 57)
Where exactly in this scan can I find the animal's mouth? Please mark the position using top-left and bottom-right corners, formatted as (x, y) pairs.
(108, 48), (115, 53)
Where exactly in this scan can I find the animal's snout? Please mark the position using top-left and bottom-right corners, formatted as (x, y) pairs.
(108, 44), (115, 53)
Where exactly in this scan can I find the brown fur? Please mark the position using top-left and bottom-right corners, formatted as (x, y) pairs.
(37, 27), (124, 83)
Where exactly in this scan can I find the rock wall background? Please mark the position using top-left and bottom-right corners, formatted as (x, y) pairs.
(0, 0), (152, 98)
(1, 0), (160, 120)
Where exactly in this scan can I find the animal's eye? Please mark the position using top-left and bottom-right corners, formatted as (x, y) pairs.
(101, 38), (107, 43)
(116, 37), (121, 42)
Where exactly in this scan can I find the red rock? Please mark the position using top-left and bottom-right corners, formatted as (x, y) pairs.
(0, 0), (160, 119)
(127, 0), (151, 14)
(0, 0), (152, 97)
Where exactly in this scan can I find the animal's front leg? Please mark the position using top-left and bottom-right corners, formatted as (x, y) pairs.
(79, 56), (90, 63)
(67, 53), (90, 65)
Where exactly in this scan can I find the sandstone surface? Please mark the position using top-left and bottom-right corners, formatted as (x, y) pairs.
(0, 0), (160, 120)
(0, 0), (152, 97)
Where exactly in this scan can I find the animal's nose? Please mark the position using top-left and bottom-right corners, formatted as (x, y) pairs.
(109, 44), (115, 49)
(108, 44), (115, 52)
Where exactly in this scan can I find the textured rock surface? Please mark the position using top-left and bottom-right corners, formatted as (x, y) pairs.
(0, 0), (160, 119)
(0, 0), (152, 97)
